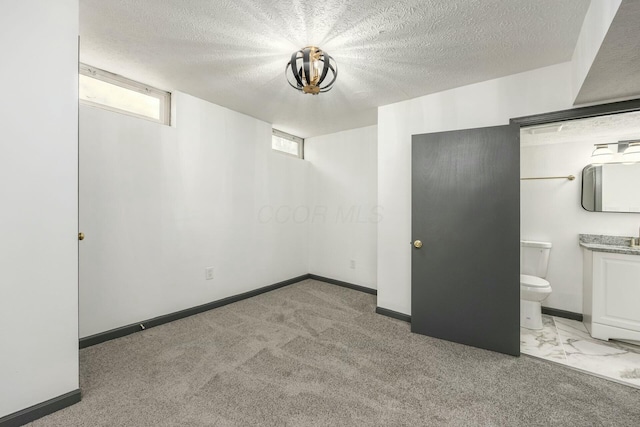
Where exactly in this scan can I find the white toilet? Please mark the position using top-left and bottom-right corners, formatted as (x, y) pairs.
(520, 240), (553, 330)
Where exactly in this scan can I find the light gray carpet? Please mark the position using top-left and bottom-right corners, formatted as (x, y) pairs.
(30, 279), (640, 426)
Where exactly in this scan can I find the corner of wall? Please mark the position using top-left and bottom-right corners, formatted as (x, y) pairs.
(305, 125), (379, 290)
(0, 0), (80, 419)
(570, 0), (622, 102)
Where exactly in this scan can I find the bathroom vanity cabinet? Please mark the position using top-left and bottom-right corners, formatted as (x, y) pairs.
(582, 247), (640, 342)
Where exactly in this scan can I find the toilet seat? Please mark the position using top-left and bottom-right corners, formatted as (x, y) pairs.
(520, 274), (550, 288)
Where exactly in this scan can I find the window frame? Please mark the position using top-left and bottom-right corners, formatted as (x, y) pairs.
(79, 63), (171, 125)
(272, 128), (304, 159)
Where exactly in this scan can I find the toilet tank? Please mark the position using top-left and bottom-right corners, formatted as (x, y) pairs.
(521, 240), (552, 278)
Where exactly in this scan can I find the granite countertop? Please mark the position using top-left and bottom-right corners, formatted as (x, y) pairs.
(579, 234), (640, 255)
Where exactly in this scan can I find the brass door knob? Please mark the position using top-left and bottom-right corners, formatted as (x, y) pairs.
(78, 232), (85, 241)
(413, 240), (422, 249)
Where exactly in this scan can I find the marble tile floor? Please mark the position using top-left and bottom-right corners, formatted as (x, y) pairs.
(521, 315), (640, 389)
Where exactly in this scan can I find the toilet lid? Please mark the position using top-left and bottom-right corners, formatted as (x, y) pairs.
(520, 274), (549, 288)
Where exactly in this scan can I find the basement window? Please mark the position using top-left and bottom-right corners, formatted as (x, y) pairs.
(79, 64), (171, 125)
(272, 129), (304, 158)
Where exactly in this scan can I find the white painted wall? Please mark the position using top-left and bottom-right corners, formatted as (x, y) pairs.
(305, 126), (378, 289)
(571, 0), (622, 101)
(521, 140), (640, 313)
(377, 62), (575, 315)
(79, 92), (309, 338)
(0, 0), (79, 418)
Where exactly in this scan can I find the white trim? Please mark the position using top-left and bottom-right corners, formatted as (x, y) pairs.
(79, 63), (171, 125)
(272, 129), (304, 159)
(272, 128), (303, 144)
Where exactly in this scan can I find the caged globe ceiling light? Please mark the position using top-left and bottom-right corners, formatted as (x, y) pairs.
(285, 46), (337, 95)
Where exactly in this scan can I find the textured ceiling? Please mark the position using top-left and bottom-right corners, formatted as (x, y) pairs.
(521, 110), (640, 147)
(575, 0), (640, 105)
(80, 0), (590, 138)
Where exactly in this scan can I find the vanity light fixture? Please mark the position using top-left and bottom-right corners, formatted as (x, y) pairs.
(285, 46), (337, 95)
(591, 140), (640, 163)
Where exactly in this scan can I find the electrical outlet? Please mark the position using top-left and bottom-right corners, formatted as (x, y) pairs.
(205, 267), (214, 280)
(350, 259), (356, 269)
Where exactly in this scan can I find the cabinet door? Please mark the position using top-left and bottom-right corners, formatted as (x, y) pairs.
(593, 252), (640, 330)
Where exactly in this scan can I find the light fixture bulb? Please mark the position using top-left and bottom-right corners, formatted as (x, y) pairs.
(591, 144), (614, 157)
(591, 144), (614, 164)
(623, 142), (640, 155)
(285, 46), (337, 95)
(623, 142), (640, 162)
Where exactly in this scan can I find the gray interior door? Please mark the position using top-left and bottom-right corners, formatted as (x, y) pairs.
(411, 125), (520, 356)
